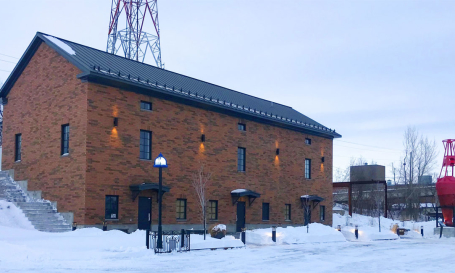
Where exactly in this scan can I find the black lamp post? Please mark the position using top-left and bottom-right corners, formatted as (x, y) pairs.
(154, 152), (168, 249)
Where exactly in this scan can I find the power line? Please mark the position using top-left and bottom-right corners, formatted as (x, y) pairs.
(335, 140), (401, 152)
(0, 53), (19, 59)
(0, 59), (16, 64)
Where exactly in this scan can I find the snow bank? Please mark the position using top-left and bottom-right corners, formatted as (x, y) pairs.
(332, 208), (436, 240)
(246, 223), (346, 246)
(44, 35), (76, 55)
(0, 200), (34, 230)
(191, 234), (244, 250)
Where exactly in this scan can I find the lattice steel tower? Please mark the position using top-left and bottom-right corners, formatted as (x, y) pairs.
(106, 0), (163, 68)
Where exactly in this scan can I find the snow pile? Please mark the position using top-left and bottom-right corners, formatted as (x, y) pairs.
(0, 200), (34, 230)
(212, 224), (226, 231)
(332, 208), (436, 241)
(246, 223), (346, 246)
(191, 234), (244, 250)
(44, 35), (76, 55)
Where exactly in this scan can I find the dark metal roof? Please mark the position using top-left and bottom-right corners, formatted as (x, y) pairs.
(129, 183), (170, 193)
(231, 189), (261, 198)
(0, 32), (341, 139)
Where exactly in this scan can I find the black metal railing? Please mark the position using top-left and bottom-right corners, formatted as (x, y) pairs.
(147, 230), (190, 253)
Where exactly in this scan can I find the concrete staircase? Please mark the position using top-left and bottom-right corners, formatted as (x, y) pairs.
(0, 172), (72, 232)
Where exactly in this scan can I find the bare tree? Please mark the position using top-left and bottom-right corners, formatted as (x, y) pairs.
(192, 163), (212, 240)
(396, 126), (438, 220)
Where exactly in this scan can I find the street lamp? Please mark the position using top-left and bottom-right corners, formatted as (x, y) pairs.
(154, 153), (168, 249)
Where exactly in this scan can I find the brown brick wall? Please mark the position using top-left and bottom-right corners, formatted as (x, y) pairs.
(85, 82), (333, 227)
(2, 43), (87, 223)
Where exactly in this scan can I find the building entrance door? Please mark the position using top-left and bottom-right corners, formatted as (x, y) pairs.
(236, 201), (246, 232)
(138, 197), (151, 230)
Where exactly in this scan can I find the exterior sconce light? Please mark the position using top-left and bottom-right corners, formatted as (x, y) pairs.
(201, 134), (205, 142)
(113, 117), (119, 127)
(321, 157), (325, 163)
(276, 148), (280, 155)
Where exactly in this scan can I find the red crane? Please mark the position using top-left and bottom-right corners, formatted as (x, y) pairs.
(436, 139), (455, 226)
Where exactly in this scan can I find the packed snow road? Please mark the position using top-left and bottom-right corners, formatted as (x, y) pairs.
(0, 225), (454, 273)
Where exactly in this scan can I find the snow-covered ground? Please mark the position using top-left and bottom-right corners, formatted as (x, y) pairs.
(1, 201), (454, 272)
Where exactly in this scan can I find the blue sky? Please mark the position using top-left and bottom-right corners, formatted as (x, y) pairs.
(0, 0), (454, 179)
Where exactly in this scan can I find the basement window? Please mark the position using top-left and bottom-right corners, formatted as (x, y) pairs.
(105, 195), (119, 220)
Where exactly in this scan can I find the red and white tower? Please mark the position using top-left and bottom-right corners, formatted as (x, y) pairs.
(106, 0), (163, 68)
(436, 139), (455, 226)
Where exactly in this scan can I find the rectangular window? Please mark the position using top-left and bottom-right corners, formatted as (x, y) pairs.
(237, 147), (246, 171)
(140, 130), (152, 160)
(61, 124), (69, 155)
(15, 134), (22, 161)
(140, 101), (152, 111)
(208, 200), (218, 220)
(238, 123), (246, 131)
(262, 203), (270, 221)
(105, 195), (119, 220)
(176, 199), (187, 220)
(305, 159), (311, 179)
(320, 205), (326, 221)
(285, 204), (291, 221)
(305, 138), (311, 145)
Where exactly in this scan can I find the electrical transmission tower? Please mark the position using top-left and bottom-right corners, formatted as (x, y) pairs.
(106, 0), (163, 68)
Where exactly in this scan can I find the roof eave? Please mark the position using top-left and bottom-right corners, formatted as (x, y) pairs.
(81, 71), (342, 139)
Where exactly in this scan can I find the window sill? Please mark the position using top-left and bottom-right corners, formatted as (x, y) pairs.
(237, 171), (246, 173)
(140, 109), (153, 112)
(176, 219), (187, 222)
(140, 158), (152, 161)
(262, 220), (270, 222)
(61, 153), (69, 158)
(285, 220), (292, 222)
(105, 219), (119, 221)
(15, 160), (21, 163)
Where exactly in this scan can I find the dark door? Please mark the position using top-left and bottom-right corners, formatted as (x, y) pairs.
(138, 197), (152, 230)
(236, 201), (246, 232)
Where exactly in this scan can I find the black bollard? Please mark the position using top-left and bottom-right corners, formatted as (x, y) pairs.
(272, 226), (277, 242)
(146, 229), (150, 249)
(421, 226), (424, 237)
(337, 225), (341, 232)
(181, 229), (185, 248)
(355, 225), (359, 240)
(72, 222), (77, 231)
(102, 221), (107, 231)
(241, 228), (246, 244)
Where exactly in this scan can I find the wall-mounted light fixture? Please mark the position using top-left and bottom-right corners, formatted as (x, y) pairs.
(201, 134), (205, 142)
(276, 148), (280, 155)
(113, 117), (119, 127)
(321, 157), (325, 163)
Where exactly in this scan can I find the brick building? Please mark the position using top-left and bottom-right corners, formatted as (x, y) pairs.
(0, 33), (341, 232)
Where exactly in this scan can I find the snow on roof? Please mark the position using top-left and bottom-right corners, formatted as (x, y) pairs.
(44, 35), (76, 55)
(231, 189), (247, 193)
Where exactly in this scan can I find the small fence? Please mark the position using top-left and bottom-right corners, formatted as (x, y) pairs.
(146, 229), (247, 254)
(147, 230), (191, 253)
